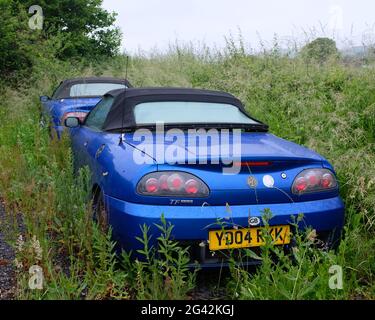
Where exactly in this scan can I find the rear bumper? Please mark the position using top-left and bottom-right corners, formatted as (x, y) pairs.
(106, 195), (345, 266)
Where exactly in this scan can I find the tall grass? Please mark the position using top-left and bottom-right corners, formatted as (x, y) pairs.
(0, 38), (374, 299)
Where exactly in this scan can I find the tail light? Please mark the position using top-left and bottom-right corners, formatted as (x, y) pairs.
(61, 112), (88, 125)
(137, 172), (209, 197)
(292, 169), (337, 195)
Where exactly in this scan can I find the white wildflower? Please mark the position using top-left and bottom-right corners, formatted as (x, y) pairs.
(31, 235), (43, 261)
(307, 229), (317, 242)
(14, 258), (23, 270)
(16, 235), (24, 252)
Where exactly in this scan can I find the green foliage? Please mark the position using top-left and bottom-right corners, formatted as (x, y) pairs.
(301, 37), (339, 63)
(0, 78), (129, 299)
(0, 0), (120, 86)
(0, 0), (34, 82)
(14, 0), (121, 59)
(15, 0), (121, 59)
(124, 215), (198, 300)
(227, 214), (348, 300)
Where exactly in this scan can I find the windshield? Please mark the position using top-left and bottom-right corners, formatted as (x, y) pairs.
(133, 101), (259, 125)
(69, 83), (126, 97)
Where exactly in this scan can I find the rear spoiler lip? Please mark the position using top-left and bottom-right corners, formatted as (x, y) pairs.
(155, 159), (324, 167)
(107, 123), (269, 133)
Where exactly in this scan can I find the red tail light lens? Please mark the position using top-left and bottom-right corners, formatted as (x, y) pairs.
(137, 172), (209, 197)
(159, 174), (169, 190)
(321, 173), (334, 188)
(292, 169), (337, 195)
(295, 177), (308, 192)
(61, 112), (88, 125)
(305, 170), (320, 187)
(185, 179), (199, 194)
(145, 178), (159, 193)
(167, 173), (184, 191)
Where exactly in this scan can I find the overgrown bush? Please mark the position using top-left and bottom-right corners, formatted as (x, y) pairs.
(300, 37), (339, 63)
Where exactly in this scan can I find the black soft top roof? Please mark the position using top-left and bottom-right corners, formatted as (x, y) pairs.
(53, 77), (132, 99)
(102, 87), (268, 132)
(105, 87), (238, 100)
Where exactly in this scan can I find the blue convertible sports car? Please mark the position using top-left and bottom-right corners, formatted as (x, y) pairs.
(40, 77), (131, 137)
(64, 87), (345, 267)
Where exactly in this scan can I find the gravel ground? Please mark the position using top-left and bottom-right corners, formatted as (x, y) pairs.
(190, 270), (229, 300)
(0, 203), (16, 300)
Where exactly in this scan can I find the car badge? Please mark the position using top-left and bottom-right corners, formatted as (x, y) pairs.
(263, 175), (275, 188)
(248, 217), (261, 226)
(247, 176), (258, 188)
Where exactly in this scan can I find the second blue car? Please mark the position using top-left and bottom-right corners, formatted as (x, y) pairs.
(40, 77), (131, 137)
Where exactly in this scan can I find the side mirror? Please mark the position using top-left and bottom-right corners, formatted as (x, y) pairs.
(40, 95), (50, 102)
(64, 117), (80, 128)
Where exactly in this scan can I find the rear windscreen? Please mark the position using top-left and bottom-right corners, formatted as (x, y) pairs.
(134, 101), (259, 125)
(69, 83), (126, 97)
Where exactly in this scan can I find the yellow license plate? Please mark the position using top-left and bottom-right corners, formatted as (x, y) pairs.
(208, 225), (291, 251)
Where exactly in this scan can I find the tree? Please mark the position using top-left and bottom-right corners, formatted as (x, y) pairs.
(0, 0), (34, 81)
(301, 38), (339, 63)
(0, 0), (122, 85)
(15, 0), (122, 59)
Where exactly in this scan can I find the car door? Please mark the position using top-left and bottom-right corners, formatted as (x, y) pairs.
(70, 96), (114, 176)
(44, 82), (63, 118)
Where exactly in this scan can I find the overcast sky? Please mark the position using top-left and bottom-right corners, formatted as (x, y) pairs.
(102, 0), (375, 53)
